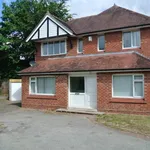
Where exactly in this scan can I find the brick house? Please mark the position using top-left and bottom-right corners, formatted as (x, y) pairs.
(20, 5), (150, 114)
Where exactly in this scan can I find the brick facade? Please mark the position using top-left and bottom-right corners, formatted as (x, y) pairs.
(22, 27), (150, 114)
(22, 75), (68, 110)
(97, 72), (150, 114)
(35, 27), (150, 61)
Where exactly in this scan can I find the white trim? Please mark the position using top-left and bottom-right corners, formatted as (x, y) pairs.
(122, 30), (141, 49)
(26, 14), (74, 42)
(19, 69), (150, 76)
(112, 74), (144, 99)
(41, 39), (67, 56)
(97, 34), (105, 51)
(29, 76), (56, 96)
(77, 38), (83, 53)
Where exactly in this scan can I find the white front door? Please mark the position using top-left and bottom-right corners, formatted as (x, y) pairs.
(69, 75), (97, 109)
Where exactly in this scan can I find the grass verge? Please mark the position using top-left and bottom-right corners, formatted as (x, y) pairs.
(96, 114), (150, 137)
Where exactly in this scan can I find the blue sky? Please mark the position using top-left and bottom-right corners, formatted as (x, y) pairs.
(0, 0), (150, 19)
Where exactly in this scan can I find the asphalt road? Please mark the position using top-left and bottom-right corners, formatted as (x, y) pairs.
(0, 100), (150, 150)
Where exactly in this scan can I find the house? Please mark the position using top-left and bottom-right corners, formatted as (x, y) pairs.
(19, 5), (150, 114)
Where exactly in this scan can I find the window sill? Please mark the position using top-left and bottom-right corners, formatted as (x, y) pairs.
(42, 53), (66, 57)
(110, 98), (146, 104)
(122, 47), (141, 50)
(27, 95), (57, 100)
(98, 49), (105, 52)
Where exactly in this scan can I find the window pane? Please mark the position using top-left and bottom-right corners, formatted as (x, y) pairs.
(37, 77), (55, 94)
(113, 75), (133, 97)
(54, 42), (59, 54)
(42, 43), (48, 55)
(78, 39), (83, 53)
(48, 42), (53, 55)
(99, 35), (105, 50)
(31, 82), (35, 93)
(44, 77), (55, 94)
(70, 77), (84, 93)
(134, 82), (143, 97)
(123, 32), (131, 48)
(37, 77), (45, 93)
(134, 75), (143, 80)
(132, 31), (140, 47)
(60, 41), (65, 53)
(31, 78), (35, 82)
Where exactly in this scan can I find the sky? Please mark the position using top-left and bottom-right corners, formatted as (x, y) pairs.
(0, 0), (150, 19)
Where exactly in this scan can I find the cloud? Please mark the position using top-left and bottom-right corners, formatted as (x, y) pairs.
(67, 0), (150, 18)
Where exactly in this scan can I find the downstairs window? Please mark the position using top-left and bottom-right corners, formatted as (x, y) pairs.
(30, 77), (55, 95)
(112, 74), (144, 98)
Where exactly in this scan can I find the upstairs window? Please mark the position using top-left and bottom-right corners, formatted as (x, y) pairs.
(42, 40), (66, 56)
(123, 31), (141, 49)
(98, 35), (105, 50)
(77, 39), (83, 53)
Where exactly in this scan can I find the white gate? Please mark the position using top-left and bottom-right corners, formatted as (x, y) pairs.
(9, 79), (22, 102)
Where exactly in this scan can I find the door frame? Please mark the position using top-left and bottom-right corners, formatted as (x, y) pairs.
(68, 73), (97, 109)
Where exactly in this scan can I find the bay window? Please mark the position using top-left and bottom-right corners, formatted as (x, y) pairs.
(42, 40), (66, 56)
(30, 77), (55, 95)
(113, 74), (144, 98)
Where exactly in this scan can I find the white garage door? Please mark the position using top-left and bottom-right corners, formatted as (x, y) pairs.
(69, 75), (97, 109)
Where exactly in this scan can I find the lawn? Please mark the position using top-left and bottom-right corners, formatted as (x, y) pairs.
(97, 114), (150, 137)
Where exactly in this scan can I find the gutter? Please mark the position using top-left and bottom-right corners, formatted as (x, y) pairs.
(18, 68), (150, 76)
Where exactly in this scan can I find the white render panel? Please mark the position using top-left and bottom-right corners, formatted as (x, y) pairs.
(31, 32), (38, 40)
(39, 20), (47, 38)
(49, 20), (57, 37)
(59, 28), (67, 35)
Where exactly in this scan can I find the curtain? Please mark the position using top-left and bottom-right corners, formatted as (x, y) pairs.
(99, 35), (105, 50)
(43, 43), (48, 55)
(132, 31), (140, 47)
(60, 41), (65, 53)
(123, 32), (131, 48)
(113, 75), (133, 97)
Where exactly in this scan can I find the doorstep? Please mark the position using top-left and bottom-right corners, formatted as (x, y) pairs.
(56, 108), (105, 115)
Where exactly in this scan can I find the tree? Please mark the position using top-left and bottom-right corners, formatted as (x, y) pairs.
(0, 0), (72, 79)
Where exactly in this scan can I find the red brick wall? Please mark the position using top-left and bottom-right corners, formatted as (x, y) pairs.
(97, 72), (150, 114)
(22, 75), (68, 110)
(35, 27), (150, 61)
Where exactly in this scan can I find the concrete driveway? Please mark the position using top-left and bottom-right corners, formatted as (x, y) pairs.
(0, 100), (150, 150)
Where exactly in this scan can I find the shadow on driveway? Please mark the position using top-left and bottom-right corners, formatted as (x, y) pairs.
(0, 99), (21, 113)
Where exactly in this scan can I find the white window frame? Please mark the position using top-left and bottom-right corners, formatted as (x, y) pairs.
(41, 39), (67, 56)
(122, 30), (141, 49)
(97, 35), (105, 51)
(77, 38), (83, 53)
(29, 76), (56, 96)
(112, 74), (144, 99)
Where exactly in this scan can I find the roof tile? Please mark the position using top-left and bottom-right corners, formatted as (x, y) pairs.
(19, 52), (150, 75)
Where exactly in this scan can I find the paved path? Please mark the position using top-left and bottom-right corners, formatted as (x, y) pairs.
(0, 100), (150, 150)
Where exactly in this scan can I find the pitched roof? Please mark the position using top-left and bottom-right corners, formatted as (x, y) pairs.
(67, 5), (150, 34)
(19, 51), (150, 75)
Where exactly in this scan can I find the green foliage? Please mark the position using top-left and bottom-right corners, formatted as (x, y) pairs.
(0, 0), (72, 79)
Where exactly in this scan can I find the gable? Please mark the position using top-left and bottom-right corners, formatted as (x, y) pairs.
(26, 14), (74, 42)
